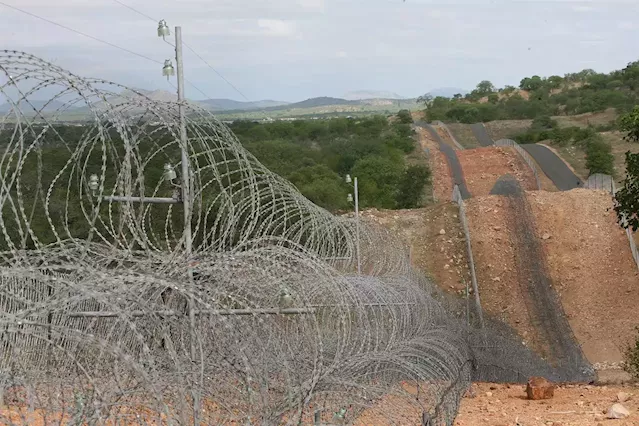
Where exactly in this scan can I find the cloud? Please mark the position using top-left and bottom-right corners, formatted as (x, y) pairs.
(336, 51), (348, 58)
(257, 19), (297, 37)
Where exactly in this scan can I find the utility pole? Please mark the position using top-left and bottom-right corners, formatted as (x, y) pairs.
(174, 26), (200, 425)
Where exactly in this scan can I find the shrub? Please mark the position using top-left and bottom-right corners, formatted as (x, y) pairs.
(396, 109), (413, 124)
(396, 165), (432, 208)
(623, 331), (639, 380)
(585, 136), (615, 175)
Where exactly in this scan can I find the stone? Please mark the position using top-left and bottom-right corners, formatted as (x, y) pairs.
(444, 264), (450, 270)
(616, 391), (630, 402)
(526, 376), (555, 400)
(492, 276), (501, 282)
(439, 229), (446, 235)
(493, 226), (501, 231)
(541, 233), (552, 240)
(606, 403), (630, 419)
(485, 391), (493, 397)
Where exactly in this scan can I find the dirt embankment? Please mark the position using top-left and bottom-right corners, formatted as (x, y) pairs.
(415, 126), (453, 201)
(465, 189), (638, 365)
(528, 189), (638, 364)
(361, 205), (470, 295)
(458, 147), (537, 197)
(465, 195), (540, 349)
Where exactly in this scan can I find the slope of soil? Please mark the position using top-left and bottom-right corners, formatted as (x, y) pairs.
(361, 204), (470, 296)
(457, 147), (537, 197)
(528, 189), (639, 364)
(415, 126), (453, 201)
(455, 382), (639, 426)
(446, 123), (481, 149)
(465, 195), (541, 350)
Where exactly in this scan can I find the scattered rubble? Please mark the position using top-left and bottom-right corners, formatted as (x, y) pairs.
(607, 403), (630, 419)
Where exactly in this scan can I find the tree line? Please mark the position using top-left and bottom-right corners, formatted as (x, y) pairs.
(229, 112), (431, 212)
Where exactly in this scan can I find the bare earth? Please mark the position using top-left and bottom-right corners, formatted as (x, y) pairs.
(415, 126), (453, 201)
(458, 146), (538, 197)
(528, 189), (639, 364)
(455, 382), (639, 426)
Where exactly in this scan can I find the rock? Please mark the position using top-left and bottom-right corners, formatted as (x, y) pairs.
(526, 376), (555, 400)
(492, 276), (501, 282)
(439, 229), (446, 235)
(606, 403), (629, 419)
(485, 391), (492, 397)
(542, 233), (552, 240)
(492, 226), (501, 231)
(616, 391), (630, 402)
(576, 400), (584, 407)
(444, 264), (450, 270)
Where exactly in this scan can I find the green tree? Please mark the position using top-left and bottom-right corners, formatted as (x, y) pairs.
(396, 109), (413, 124)
(417, 94), (433, 108)
(585, 137), (614, 176)
(520, 75), (544, 91)
(487, 93), (499, 104)
(289, 164), (347, 211)
(396, 165), (431, 208)
(619, 105), (640, 142)
(351, 155), (404, 208)
(475, 80), (496, 96)
(615, 151), (640, 231)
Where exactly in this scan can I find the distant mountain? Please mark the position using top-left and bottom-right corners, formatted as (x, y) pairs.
(427, 87), (468, 98)
(0, 99), (69, 113)
(284, 97), (358, 109)
(343, 90), (405, 100)
(199, 98), (289, 111)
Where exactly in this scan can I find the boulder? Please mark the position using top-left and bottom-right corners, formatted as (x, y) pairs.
(526, 376), (555, 400)
(606, 403), (630, 419)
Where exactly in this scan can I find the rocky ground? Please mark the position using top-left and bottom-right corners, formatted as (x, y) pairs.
(455, 382), (638, 426)
(457, 146), (538, 197)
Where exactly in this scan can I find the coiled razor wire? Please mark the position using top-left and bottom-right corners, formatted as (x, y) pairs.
(0, 51), (589, 425)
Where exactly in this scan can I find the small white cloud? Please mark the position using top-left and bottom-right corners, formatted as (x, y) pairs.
(258, 19), (297, 37)
(336, 51), (348, 58)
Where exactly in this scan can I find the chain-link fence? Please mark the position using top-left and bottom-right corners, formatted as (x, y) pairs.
(494, 139), (541, 190)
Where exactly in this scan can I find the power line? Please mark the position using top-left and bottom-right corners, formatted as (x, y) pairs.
(108, 0), (254, 103)
(111, 0), (155, 21)
(0, 1), (162, 65)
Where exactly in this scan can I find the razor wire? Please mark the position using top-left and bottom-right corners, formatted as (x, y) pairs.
(0, 50), (586, 425)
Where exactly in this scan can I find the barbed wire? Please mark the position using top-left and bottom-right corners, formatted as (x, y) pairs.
(0, 50), (587, 425)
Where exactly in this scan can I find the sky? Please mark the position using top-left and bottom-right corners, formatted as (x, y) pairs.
(2, 0), (639, 102)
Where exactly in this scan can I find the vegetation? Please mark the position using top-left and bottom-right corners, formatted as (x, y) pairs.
(396, 109), (413, 124)
(614, 106), (639, 231)
(229, 116), (430, 211)
(623, 329), (639, 380)
(420, 61), (639, 124)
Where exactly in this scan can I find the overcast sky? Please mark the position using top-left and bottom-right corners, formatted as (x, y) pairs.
(2, 0), (638, 101)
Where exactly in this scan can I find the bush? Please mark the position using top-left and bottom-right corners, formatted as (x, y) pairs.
(396, 165), (432, 208)
(585, 136), (615, 175)
(623, 331), (639, 380)
(396, 109), (413, 124)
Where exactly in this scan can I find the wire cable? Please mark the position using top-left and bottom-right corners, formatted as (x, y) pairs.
(108, 0), (254, 104)
(0, 1), (163, 65)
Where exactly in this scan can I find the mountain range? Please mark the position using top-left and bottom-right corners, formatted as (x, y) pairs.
(0, 87), (467, 119)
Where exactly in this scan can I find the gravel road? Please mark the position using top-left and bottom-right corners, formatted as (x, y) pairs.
(470, 123), (493, 147)
(520, 144), (582, 191)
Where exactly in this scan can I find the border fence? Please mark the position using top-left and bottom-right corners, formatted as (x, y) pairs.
(494, 139), (541, 190)
(433, 121), (465, 150)
(584, 173), (638, 265)
(451, 185), (484, 328)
